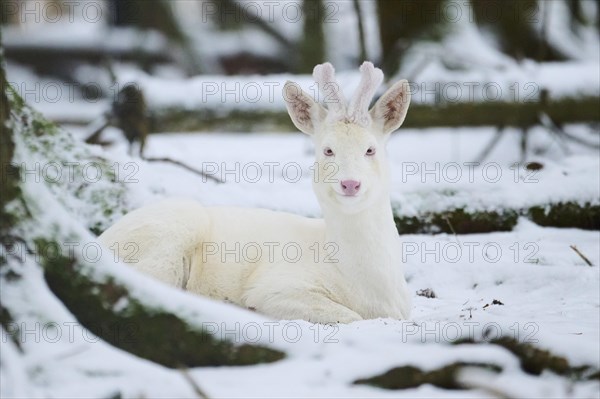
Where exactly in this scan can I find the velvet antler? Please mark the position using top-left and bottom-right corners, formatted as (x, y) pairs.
(313, 62), (347, 121)
(347, 62), (384, 127)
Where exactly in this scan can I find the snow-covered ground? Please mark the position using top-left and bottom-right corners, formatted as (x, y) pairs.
(4, 122), (597, 397)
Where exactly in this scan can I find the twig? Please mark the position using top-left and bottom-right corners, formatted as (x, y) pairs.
(179, 367), (210, 399)
(476, 126), (505, 163)
(457, 367), (513, 399)
(220, 0), (293, 48)
(83, 115), (110, 145)
(143, 157), (223, 184)
(443, 215), (462, 246)
(540, 112), (599, 149)
(55, 345), (91, 360)
(569, 245), (593, 266)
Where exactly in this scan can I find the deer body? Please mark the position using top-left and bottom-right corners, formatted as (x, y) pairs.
(99, 62), (412, 323)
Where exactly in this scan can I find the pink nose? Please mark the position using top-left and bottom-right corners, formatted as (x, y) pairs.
(340, 180), (361, 196)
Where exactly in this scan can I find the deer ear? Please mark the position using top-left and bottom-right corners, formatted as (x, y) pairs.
(283, 81), (326, 135)
(370, 80), (411, 136)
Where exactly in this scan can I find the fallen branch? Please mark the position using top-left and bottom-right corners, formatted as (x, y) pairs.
(569, 245), (594, 266)
(179, 367), (210, 399)
(142, 97), (600, 133)
(144, 156), (224, 183)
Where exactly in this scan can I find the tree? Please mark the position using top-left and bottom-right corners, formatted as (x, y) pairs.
(375, 0), (581, 76)
(298, 0), (327, 73)
(0, 42), (284, 394)
(376, 0), (445, 75)
(470, 0), (566, 62)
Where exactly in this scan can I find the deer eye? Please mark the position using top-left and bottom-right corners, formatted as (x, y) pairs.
(366, 147), (376, 156)
(323, 147), (334, 156)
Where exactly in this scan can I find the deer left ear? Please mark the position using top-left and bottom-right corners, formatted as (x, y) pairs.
(283, 81), (326, 135)
(370, 80), (411, 136)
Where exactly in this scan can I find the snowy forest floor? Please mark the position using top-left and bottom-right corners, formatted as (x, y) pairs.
(5, 123), (596, 398)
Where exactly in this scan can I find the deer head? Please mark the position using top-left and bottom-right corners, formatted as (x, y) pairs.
(283, 62), (411, 215)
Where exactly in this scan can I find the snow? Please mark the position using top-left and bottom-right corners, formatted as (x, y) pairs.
(108, 59), (600, 116)
(2, 23), (169, 56)
(78, 125), (598, 219)
(3, 115), (599, 397)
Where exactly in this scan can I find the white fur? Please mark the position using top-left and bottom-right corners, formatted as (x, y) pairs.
(99, 62), (412, 324)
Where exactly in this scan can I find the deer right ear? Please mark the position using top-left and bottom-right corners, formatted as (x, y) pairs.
(283, 81), (326, 135)
(370, 79), (411, 136)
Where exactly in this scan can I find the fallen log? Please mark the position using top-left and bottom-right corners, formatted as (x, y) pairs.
(145, 96), (600, 133)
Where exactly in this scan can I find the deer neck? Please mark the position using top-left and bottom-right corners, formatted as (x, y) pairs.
(319, 191), (403, 315)
(321, 192), (399, 267)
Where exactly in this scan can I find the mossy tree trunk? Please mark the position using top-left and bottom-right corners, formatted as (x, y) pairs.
(1, 38), (21, 343)
(1, 34), (26, 250)
(39, 238), (284, 368)
(0, 55), (285, 369)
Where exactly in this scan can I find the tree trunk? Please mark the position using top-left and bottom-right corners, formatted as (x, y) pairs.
(0, 56), (285, 369)
(376, 0), (445, 76)
(471, 0), (567, 62)
(0, 35), (22, 244)
(299, 0), (326, 73)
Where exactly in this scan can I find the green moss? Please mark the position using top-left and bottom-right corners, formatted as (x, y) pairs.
(394, 208), (519, 234)
(32, 118), (58, 137)
(354, 362), (502, 390)
(0, 304), (20, 349)
(528, 202), (600, 230)
(355, 337), (599, 391)
(455, 336), (600, 381)
(37, 238), (285, 368)
(11, 102), (130, 234)
(394, 202), (599, 235)
(150, 108), (294, 133)
(1, 57), (25, 242)
(5, 84), (25, 112)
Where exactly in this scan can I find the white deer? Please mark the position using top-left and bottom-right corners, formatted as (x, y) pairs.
(99, 62), (412, 323)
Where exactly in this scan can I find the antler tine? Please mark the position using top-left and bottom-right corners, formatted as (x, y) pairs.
(347, 61), (384, 127)
(313, 62), (346, 117)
